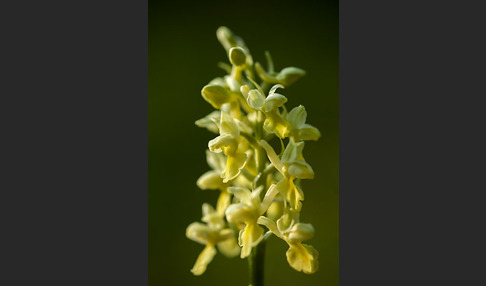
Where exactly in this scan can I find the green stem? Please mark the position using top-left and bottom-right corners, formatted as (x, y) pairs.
(248, 241), (266, 286)
(248, 110), (268, 286)
(254, 111), (267, 174)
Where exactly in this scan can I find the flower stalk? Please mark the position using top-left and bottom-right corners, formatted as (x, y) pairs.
(185, 26), (322, 285)
(249, 240), (266, 286)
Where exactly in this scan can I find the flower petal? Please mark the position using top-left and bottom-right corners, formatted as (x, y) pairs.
(201, 84), (232, 109)
(264, 92), (287, 112)
(260, 139), (285, 175)
(287, 161), (314, 179)
(239, 223), (264, 258)
(216, 26), (248, 53)
(263, 111), (290, 139)
(240, 85), (250, 98)
(225, 203), (256, 224)
(220, 111), (240, 138)
(227, 187), (252, 205)
(288, 223), (315, 243)
(286, 243), (319, 274)
(247, 89), (265, 111)
(276, 178), (304, 211)
(208, 134), (238, 155)
(257, 216), (284, 240)
(296, 124), (321, 141)
(287, 105), (307, 130)
(265, 200), (284, 221)
(197, 171), (226, 190)
(195, 111), (221, 134)
(276, 67), (306, 86)
(191, 244), (217, 276)
(186, 222), (211, 245)
(255, 62), (277, 83)
(206, 150), (226, 172)
(281, 138), (305, 165)
(202, 203), (216, 217)
(250, 185), (264, 207)
(223, 151), (248, 183)
(217, 236), (241, 258)
(235, 118), (253, 135)
(229, 47), (247, 66)
(268, 84), (285, 96)
(259, 184), (279, 215)
(216, 190), (231, 216)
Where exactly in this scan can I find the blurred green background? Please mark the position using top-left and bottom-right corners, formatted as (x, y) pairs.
(149, 0), (338, 285)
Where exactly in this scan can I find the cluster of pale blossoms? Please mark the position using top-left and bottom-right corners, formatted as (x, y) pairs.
(186, 26), (321, 276)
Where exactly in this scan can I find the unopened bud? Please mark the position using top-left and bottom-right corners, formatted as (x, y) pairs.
(276, 67), (306, 86)
(229, 47), (247, 66)
(201, 84), (231, 109)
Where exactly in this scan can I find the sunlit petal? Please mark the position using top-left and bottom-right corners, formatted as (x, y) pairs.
(259, 184), (279, 215)
(197, 171), (226, 190)
(296, 124), (321, 141)
(281, 138), (305, 165)
(225, 203), (257, 224)
(263, 111), (290, 139)
(260, 140), (285, 175)
(186, 222), (211, 245)
(287, 161), (314, 179)
(217, 236), (241, 258)
(286, 243), (319, 274)
(227, 187), (252, 205)
(222, 151), (247, 183)
(239, 223), (264, 258)
(288, 223), (315, 243)
(257, 216), (284, 240)
(191, 244), (217, 276)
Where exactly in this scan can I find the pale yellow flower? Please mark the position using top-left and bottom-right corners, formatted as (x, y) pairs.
(286, 105), (321, 141)
(186, 203), (240, 275)
(196, 150), (232, 214)
(225, 184), (279, 258)
(258, 213), (319, 274)
(241, 83), (291, 139)
(260, 138), (314, 211)
(208, 111), (249, 183)
(255, 62), (306, 87)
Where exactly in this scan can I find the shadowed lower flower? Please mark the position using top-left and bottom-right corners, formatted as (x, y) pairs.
(258, 212), (319, 274)
(225, 184), (279, 258)
(186, 203), (240, 275)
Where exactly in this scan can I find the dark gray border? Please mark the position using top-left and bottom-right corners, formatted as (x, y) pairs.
(1, 0), (148, 285)
(340, 0), (484, 285)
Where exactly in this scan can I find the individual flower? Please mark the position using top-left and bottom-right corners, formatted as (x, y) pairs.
(208, 111), (249, 183)
(201, 82), (238, 110)
(225, 184), (279, 258)
(258, 212), (319, 274)
(216, 26), (253, 67)
(195, 110), (221, 134)
(255, 62), (306, 87)
(196, 150), (232, 214)
(241, 83), (291, 139)
(260, 138), (314, 211)
(186, 203), (240, 275)
(286, 105), (321, 141)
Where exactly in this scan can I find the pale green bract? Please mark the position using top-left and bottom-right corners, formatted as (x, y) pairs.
(186, 26), (322, 278)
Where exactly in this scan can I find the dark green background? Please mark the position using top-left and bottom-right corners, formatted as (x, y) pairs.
(149, 0), (338, 285)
